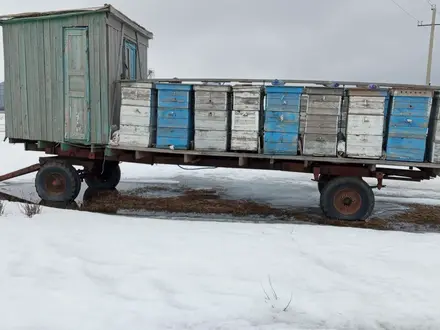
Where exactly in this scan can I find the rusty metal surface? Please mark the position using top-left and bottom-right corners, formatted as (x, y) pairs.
(103, 144), (440, 168)
(315, 164), (373, 177)
(333, 188), (362, 216)
(33, 143), (438, 182)
(0, 163), (40, 182)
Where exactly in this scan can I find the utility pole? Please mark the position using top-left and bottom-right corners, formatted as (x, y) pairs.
(418, 4), (440, 85)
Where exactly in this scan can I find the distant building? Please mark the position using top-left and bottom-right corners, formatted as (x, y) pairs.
(0, 82), (3, 111)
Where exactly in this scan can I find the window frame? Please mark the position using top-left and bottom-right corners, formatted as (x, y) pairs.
(123, 39), (137, 80)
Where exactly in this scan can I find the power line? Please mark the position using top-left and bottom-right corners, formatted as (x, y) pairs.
(388, 0), (420, 22)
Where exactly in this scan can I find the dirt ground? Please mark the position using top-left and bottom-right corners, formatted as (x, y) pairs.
(77, 186), (440, 233)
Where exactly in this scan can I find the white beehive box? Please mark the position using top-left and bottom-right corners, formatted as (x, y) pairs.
(193, 85), (231, 151)
(231, 85), (263, 152)
(302, 87), (342, 156)
(345, 89), (387, 159)
(113, 82), (156, 149)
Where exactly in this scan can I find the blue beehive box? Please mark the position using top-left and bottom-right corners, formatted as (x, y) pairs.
(385, 89), (433, 162)
(263, 86), (303, 155)
(155, 83), (194, 150)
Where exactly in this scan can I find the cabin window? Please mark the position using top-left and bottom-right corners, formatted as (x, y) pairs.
(123, 39), (137, 80)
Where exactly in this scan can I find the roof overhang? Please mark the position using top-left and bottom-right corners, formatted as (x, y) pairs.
(0, 4), (153, 39)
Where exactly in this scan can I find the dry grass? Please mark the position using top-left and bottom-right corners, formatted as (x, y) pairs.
(77, 187), (391, 230)
(0, 183), (436, 231)
(318, 205), (440, 231)
(81, 188), (293, 218)
(19, 202), (42, 218)
(77, 187), (440, 232)
(381, 204), (440, 225)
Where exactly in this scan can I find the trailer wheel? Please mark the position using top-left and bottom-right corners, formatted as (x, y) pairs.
(84, 161), (121, 190)
(35, 162), (81, 203)
(317, 174), (335, 194)
(319, 176), (375, 221)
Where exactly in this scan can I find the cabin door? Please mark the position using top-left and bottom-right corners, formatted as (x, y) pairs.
(63, 27), (91, 143)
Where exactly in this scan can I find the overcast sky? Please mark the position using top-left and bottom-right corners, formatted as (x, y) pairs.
(0, 0), (439, 85)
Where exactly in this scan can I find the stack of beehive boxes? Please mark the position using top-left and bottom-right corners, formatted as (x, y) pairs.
(116, 81), (157, 148)
(385, 89), (433, 162)
(230, 85), (264, 152)
(345, 88), (388, 159)
(155, 83), (194, 150)
(193, 85), (232, 151)
(263, 86), (303, 155)
(302, 87), (343, 156)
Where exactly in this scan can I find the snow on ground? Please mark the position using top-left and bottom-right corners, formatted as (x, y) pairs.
(2, 128), (440, 328)
(1, 202), (440, 330)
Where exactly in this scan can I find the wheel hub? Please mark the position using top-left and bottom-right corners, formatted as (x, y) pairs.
(333, 188), (361, 216)
(44, 173), (66, 196)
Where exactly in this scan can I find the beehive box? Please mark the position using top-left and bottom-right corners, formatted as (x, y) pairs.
(230, 85), (264, 152)
(385, 89), (433, 162)
(263, 85), (303, 155)
(113, 82), (157, 149)
(302, 87), (343, 156)
(345, 88), (388, 159)
(193, 85), (232, 151)
(156, 83), (194, 150)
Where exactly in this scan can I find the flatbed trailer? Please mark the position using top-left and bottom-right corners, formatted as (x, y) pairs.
(1, 122), (438, 222)
(2, 76), (440, 221)
(3, 76), (440, 222)
(2, 5), (440, 221)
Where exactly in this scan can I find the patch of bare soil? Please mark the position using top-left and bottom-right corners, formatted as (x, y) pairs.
(80, 188), (292, 218)
(78, 187), (409, 231)
(308, 205), (440, 232)
(377, 204), (440, 228)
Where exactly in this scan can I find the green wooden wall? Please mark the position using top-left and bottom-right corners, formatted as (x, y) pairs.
(2, 12), (109, 144)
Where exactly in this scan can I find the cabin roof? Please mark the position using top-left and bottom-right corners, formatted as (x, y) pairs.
(0, 4), (153, 39)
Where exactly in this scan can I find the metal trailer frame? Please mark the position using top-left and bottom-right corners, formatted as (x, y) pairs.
(2, 77), (440, 221)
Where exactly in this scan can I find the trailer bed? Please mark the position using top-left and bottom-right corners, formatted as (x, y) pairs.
(108, 145), (440, 169)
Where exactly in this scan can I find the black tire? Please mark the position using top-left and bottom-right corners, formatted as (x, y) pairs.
(84, 161), (121, 190)
(35, 162), (81, 203)
(319, 176), (375, 221)
(318, 174), (334, 194)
